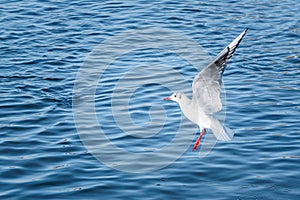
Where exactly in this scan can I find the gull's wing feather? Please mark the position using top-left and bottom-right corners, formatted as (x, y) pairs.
(192, 28), (248, 114)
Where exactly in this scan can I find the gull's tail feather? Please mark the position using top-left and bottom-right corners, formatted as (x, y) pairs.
(223, 126), (234, 141)
(210, 118), (234, 141)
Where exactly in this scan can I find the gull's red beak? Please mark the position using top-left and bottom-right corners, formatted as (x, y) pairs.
(164, 97), (171, 100)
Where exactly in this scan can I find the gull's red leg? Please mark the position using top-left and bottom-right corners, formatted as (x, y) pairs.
(192, 128), (206, 151)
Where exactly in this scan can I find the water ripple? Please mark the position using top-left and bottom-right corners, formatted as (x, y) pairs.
(1, 0), (300, 199)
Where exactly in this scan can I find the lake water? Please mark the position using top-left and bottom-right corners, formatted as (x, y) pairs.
(1, 0), (300, 199)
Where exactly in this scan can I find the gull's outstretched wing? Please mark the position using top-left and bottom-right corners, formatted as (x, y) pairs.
(192, 28), (248, 114)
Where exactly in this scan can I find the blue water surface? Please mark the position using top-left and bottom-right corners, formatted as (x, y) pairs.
(1, 0), (300, 199)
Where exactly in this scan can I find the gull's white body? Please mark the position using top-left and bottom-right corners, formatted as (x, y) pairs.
(165, 29), (248, 141)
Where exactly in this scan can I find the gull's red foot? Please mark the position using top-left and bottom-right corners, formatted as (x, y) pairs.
(192, 137), (201, 151)
(192, 129), (206, 151)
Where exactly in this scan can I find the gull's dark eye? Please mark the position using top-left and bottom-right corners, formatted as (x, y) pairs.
(174, 94), (176, 97)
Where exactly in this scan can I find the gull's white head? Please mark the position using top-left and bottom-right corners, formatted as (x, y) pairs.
(163, 92), (183, 103)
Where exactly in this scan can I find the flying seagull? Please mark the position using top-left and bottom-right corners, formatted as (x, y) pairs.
(164, 28), (248, 151)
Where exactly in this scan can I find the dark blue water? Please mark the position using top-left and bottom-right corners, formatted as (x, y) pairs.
(1, 0), (300, 199)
